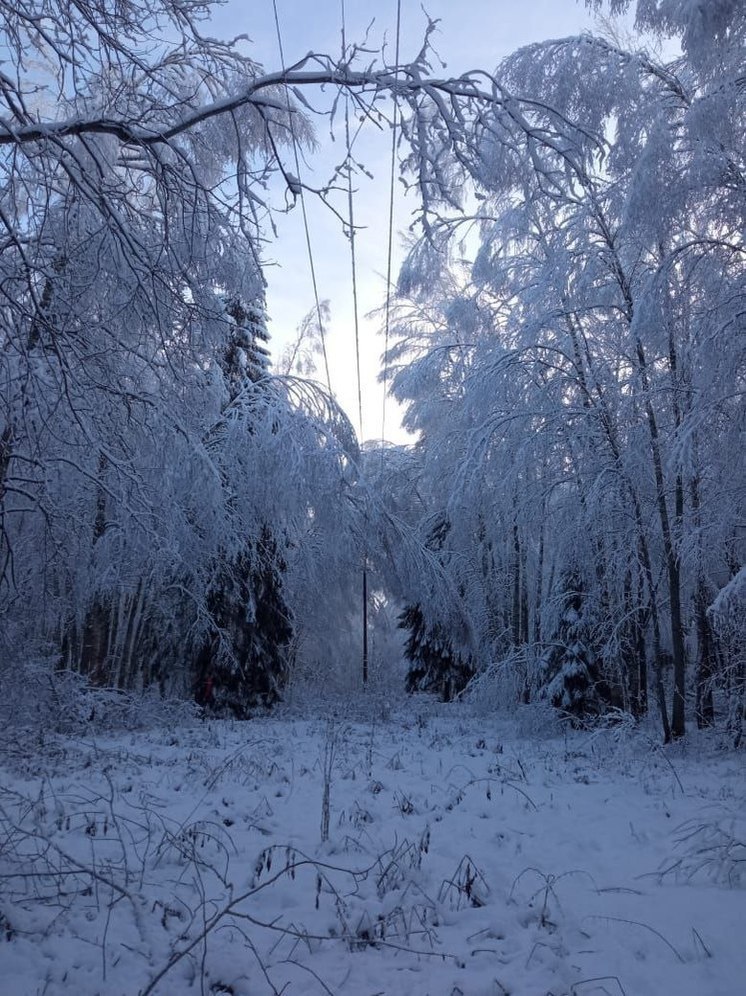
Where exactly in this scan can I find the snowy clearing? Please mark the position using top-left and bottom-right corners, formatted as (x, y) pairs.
(1, 708), (744, 996)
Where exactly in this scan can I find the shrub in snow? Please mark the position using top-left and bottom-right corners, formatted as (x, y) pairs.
(515, 700), (565, 740)
(662, 811), (746, 888)
(0, 659), (199, 736)
(462, 645), (541, 714)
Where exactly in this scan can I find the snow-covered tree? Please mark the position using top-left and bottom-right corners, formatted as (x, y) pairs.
(400, 603), (474, 702)
(539, 570), (612, 723)
(1, 0), (741, 736)
(385, 0), (745, 738)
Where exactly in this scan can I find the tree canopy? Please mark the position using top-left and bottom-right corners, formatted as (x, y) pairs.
(0, 0), (743, 741)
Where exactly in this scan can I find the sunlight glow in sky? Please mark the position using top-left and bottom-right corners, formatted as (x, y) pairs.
(211, 1), (598, 442)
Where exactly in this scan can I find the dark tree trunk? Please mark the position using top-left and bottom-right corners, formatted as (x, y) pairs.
(79, 600), (111, 685)
(511, 522), (522, 646)
(78, 453), (112, 685)
(695, 583), (716, 728)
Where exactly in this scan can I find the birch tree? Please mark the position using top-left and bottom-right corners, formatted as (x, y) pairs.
(387, 0), (745, 737)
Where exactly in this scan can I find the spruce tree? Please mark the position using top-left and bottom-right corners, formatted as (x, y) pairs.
(539, 571), (608, 723)
(400, 602), (474, 703)
(195, 296), (294, 716)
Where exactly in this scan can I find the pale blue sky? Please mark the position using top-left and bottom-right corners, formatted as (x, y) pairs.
(210, 1), (599, 440)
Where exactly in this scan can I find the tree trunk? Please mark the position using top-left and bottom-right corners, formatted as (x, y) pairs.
(511, 521), (522, 646)
(694, 584), (716, 728)
(635, 334), (686, 737)
(78, 453), (111, 684)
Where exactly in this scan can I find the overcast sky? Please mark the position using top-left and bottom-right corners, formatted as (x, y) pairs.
(210, 1), (599, 441)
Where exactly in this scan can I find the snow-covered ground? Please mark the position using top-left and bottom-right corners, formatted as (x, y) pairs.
(1, 706), (744, 995)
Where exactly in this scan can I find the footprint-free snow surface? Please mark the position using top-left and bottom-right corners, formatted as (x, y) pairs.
(1, 708), (744, 995)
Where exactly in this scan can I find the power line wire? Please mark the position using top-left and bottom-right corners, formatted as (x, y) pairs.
(380, 0), (403, 453)
(341, 0), (370, 686)
(341, 0), (364, 443)
(271, 0), (333, 396)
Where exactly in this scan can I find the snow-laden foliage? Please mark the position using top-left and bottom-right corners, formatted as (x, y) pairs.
(386, 0), (745, 739)
(0, 0), (474, 714)
(0, 0), (742, 736)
